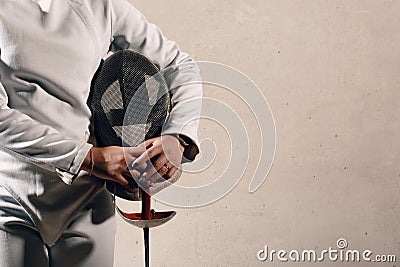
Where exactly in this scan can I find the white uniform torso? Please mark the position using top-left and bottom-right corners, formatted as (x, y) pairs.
(0, 0), (201, 245)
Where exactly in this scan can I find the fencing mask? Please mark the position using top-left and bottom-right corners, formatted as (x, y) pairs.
(88, 49), (181, 201)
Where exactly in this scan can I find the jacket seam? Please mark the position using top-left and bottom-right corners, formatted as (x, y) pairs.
(66, 0), (100, 59)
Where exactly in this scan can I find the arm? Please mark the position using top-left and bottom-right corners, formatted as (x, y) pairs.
(109, 0), (202, 163)
(0, 52), (144, 186)
(0, 77), (147, 186)
(0, 77), (91, 184)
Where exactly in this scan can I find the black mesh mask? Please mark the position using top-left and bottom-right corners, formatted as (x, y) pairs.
(88, 50), (177, 200)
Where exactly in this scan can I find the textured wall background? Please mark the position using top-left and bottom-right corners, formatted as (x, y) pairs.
(115, 1), (400, 266)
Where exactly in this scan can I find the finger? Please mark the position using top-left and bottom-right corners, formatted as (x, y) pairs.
(131, 153), (150, 169)
(124, 154), (138, 168)
(146, 154), (168, 178)
(158, 138), (183, 168)
(138, 159), (148, 171)
(123, 152), (145, 170)
(123, 153), (135, 163)
(164, 166), (178, 180)
(149, 165), (176, 183)
(127, 160), (147, 172)
(123, 167), (141, 179)
(147, 166), (168, 182)
(114, 174), (129, 186)
(157, 165), (169, 178)
(133, 144), (163, 166)
(136, 138), (156, 150)
(137, 176), (152, 188)
(125, 145), (147, 156)
(147, 172), (163, 184)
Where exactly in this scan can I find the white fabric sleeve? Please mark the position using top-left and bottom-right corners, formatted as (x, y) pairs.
(109, 0), (202, 161)
(0, 80), (92, 185)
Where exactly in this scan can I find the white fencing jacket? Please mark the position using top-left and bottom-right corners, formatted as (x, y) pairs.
(0, 0), (201, 245)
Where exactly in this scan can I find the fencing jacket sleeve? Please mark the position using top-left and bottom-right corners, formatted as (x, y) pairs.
(108, 0), (202, 161)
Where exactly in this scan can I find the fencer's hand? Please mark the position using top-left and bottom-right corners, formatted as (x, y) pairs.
(133, 135), (184, 183)
(81, 146), (147, 187)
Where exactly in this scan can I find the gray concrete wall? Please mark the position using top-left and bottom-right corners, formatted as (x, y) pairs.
(115, 1), (400, 266)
